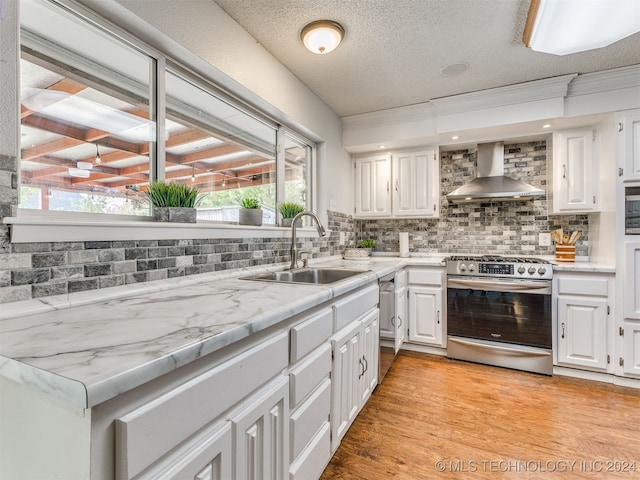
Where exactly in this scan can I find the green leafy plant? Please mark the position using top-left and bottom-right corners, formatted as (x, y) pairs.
(241, 197), (261, 209)
(145, 181), (201, 208)
(279, 202), (305, 218)
(357, 238), (376, 249)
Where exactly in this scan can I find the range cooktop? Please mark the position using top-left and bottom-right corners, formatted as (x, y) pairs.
(445, 255), (552, 279)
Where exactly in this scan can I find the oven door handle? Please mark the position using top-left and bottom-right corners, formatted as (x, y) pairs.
(447, 278), (551, 293)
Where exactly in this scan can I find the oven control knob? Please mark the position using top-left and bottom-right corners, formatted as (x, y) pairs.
(468, 263), (475, 272)
(538, 267), (547, 275)
(518, 266), (526, 274)
(528, 266), (536, 274)
(460, 263), (467, 272)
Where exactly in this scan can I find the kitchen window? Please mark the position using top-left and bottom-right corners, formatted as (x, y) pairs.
(15, 0), (314, 233)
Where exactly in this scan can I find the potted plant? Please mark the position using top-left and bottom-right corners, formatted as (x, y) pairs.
(279, 202), (305, 227)
(145, 181), (201, 223)
(357, 238), (376, 255)
(239, 197), (262, 226)
(343, 238), (376, 260)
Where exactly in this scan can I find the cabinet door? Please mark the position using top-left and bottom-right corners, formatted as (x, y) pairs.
(393, 150), (439, 217)
(557, 296), (608, 371)
(619, 110), (640, 182)
(408, 286), (444, 347)
(150, 423), (233, 480)
(354, 155), (391, 217)
(359, 309), (379, 404)
(622, 320), (640, 377)
(552, 129), (597, 213)
(394, 287), (406, 353)
(330, 320), (361, 447)
(378, 282), (394, 340)
(232, 377), (288, 480)
(624, 242), (640, 320)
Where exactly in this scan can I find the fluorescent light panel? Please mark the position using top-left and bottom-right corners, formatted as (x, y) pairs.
(525, 0), (640, 55)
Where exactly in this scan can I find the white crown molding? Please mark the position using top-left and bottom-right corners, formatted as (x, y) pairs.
(567, 64), (640, 97)
(342, 102), (436, 130)
(430, 74), (578, 115)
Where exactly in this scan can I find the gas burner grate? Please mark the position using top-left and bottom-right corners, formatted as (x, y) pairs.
(446, 255), (551, 264)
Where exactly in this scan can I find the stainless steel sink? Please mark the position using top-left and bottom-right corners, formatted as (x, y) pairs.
(241, 267), (367, 285)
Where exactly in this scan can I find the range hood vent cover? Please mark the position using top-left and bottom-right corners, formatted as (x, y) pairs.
(446, 142), (545, 203)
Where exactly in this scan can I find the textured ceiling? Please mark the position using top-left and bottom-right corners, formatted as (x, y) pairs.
(214, 0), (640, 117)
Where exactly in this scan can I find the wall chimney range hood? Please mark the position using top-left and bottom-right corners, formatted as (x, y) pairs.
(446, 142), (545, 203)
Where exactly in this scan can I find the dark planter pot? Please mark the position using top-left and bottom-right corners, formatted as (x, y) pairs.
(153, 207), (197, 223)
(239, 208), (263, 226)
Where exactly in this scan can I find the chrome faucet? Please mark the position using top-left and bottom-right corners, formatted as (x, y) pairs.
(290, 211), (326, 269)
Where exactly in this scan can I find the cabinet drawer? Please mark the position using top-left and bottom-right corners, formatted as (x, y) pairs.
(290, 378), (331, 461)
(290, 343), (331, 408)
(557, 276), (608, 297)
(115, 332), (288, 480)
(290, 308), (333, 363)
(408, 268), (442, 286)
(333, 283), (379, 331)
(289, 421), (331, 480)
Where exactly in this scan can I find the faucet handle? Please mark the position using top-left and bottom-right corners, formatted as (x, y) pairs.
(298, 249), (312, 268)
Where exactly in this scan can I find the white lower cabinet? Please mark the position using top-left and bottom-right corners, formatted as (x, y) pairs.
(330, 307), (379, 451)
(231, 376), (289, 480)
(3, 282), (382, 480)
(394, 269), (407, 352)
(557, 296), (608, 371)
(407, 267), (445, 347)
(555, 272), (613, 373)
(622, 320), (640, 377)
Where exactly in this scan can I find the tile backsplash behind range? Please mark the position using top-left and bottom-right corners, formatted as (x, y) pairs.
(357, 141), (589, 257)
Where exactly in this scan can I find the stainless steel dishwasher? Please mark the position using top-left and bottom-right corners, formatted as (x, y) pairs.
(378, 272), (397, 382)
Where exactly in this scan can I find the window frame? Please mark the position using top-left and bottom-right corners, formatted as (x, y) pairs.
(9, 0), (318, 242)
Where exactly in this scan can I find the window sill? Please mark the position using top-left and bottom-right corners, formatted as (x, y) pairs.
(4, 212), (326, 243)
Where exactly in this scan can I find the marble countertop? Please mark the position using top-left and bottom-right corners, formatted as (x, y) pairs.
(0, 252), (613, 409)
(0, 256), (406, 408)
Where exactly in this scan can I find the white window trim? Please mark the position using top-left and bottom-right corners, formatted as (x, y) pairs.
(5, 210), (328, 243)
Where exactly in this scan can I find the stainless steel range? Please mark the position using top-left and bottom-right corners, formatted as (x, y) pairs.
(446, 255), (552, 375)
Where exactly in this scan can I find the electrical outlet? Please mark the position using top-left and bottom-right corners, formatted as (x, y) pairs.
(539, 233), (551, 246)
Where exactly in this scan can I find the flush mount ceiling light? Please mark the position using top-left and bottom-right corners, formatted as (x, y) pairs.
(76, 161), (93, 170)
(523, 0), (640, 55)
(301, 20), (345, 54)
(68, 167), (90, 178)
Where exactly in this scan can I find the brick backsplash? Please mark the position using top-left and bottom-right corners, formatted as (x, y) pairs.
(356, 141), (589, 257)
(0, 210), (353, 304)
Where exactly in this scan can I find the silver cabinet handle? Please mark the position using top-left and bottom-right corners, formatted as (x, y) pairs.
(390, 315), (395, 327)
(358, 357), (364, 379)
(561, 322), (565, 339)
(437, 310), (440, 324)
(362, 355), (368, 374)
(395, 179), (399, 192)
(562, 164), (567, 179)
(398, 315), (403, 328)
(387, 180), (390, 192)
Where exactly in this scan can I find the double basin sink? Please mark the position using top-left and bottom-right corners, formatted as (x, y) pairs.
(242, 267), (367, 285)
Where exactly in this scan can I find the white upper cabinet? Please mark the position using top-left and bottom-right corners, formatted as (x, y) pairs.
(354, 154), (392, 217)
(551, 129), (599, 213)
(618, 110), (640, 182)
(393, 150), (439, 217)
(354, 149), (439, 218)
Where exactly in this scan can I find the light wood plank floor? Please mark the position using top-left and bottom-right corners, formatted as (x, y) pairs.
(321, 351), (640, 479)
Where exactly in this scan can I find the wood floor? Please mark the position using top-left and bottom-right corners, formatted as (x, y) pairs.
(320, 351), (640, 479)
